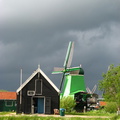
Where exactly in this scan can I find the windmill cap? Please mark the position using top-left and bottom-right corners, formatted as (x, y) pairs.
(79, 67), (84, 75)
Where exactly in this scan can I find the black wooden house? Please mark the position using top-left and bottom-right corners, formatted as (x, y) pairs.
(16, 67), (60, 114)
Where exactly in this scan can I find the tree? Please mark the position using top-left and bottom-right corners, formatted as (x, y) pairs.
(99, 64), (120, 111)
(60, 96), (76, 112)
(0, 89), (8, 92)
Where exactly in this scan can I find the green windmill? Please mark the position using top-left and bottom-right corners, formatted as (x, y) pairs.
(52, 41), (86, 98)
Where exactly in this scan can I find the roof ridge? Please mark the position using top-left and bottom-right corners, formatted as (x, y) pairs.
(16, 67), (60, 93)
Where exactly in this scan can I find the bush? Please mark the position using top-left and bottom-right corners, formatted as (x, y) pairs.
(111, 115), (120, 120)
(60, 96), (76, 113)
(104, 102), (117, 113)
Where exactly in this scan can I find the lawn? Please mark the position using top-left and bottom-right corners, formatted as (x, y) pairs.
(0, 112), (13, 115)
(0, 116), (110, 120)
(0, 111), (119, 120)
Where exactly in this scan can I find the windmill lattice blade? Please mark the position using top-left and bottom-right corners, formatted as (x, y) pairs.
(59, 72), (65, 91)
(92, 85), (97, 93)
(52, 67), (64, 74)
(52, 71), (63, 74)
(53, 67), (64, 71)
(67, 42), (74, 68)
(86, 87), (92, 94)
(63, 41), (74, 68)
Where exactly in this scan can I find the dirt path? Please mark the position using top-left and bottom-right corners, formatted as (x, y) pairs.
(38, 114), (110, 119)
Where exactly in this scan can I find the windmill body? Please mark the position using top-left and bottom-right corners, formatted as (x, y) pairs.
(61, 68), (86, 98)
(52, 41), (86, 98)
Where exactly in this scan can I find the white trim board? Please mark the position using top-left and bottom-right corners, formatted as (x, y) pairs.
(16, 68), (60, 93)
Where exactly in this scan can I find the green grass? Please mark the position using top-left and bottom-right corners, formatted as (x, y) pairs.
(83, 109), (115, 116)
(0, 89), (8, 92)
(66, 109), (115, 117)
(0, 111), (119, 120)
(0, 116), (111, 120)
(0, 112), (13, 115)
(111, 115), (120, 120)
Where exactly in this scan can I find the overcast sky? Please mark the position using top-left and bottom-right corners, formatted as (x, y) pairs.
(0, 0), (120, 94)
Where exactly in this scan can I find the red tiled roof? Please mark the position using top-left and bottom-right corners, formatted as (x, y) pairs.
(0, 92), (16, 100)
(99, 101), (107, 106)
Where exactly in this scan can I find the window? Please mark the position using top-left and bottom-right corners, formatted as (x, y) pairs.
(27, 91), (35, 96)
(35, 79), (42, 95)
(14, 101), (17, 106)
(5, 101), (13, 107)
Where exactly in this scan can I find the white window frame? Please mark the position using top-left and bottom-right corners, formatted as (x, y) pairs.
(35, 79), (42, 95)
(27, 90), (35, 96)
(5, 100), (13, 107)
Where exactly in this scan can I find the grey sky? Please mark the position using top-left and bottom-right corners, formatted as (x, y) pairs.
(0, 0), (120, 94)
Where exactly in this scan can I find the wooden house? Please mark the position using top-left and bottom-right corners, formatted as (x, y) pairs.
(0, 92), (16, 112)
(16, 66), (60, 114)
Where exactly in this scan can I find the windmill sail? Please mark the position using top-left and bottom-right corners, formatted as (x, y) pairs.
(59, 73), (65, 91)
(86, 85), (97, 94)
(63, 41), (74, 68)
(52, 41), (81, 91)
(91, 85), (97, 94)
(52, 67), (64, 74)
(86, 87), (92, 94)
(52, 42), (74, 74)
(59, 41), (74, 91)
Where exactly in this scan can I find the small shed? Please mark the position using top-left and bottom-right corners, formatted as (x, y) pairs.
(16, 66), (60, 114)
(0, 92), (16, 112)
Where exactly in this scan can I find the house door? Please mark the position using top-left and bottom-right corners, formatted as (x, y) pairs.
(37, 98), (44, 113)
(45, 97), (51, 114)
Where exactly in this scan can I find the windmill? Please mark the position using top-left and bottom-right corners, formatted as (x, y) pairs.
(52, 41), (86, 98)
(86, 85), (98, 109)
(86, 85), (97, 95)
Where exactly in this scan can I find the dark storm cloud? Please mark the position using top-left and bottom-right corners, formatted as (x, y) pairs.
(0, 0), (120, 92)
(68, 22), (120, 88)
(1, 0), (120, 30)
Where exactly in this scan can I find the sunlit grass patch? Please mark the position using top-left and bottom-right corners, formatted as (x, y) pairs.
(0, 116), (111, 120)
